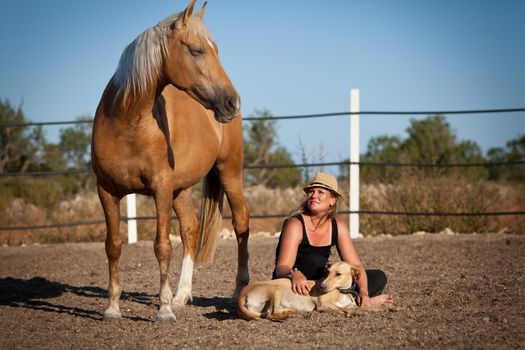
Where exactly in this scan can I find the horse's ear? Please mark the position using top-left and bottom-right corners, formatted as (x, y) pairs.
(195, 1), (207, 19)
(180, 0), (197, 26)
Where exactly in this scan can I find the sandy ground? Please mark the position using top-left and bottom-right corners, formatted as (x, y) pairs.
(1, 233), (524, 349)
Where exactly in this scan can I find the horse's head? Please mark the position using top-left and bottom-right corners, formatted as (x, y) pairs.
(162, 0), (240, 123)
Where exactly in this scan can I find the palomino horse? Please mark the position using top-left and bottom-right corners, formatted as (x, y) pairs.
(91, 0), (249, 321)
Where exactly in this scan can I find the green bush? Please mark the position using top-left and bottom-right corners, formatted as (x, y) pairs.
(0, 177), (64, 210)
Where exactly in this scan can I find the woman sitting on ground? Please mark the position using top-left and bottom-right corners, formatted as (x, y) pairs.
(272, 171), (393, 307)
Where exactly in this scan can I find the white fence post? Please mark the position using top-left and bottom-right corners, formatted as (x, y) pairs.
(349, 89), (360, 238)
(126, 193), (138, 244)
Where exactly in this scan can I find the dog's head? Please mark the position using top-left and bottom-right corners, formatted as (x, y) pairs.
(320, 261), (360, 292)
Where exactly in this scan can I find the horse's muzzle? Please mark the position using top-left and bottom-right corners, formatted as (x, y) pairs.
(214, 93), (240, 123)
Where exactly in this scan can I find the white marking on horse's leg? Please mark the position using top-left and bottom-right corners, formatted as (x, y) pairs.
(173, 255), (194, 307)
(104, 278), (122, 319)
(157, 286), (176, 322)
(103, 306), (122, 320)
(154, 230), (176, 322)
(98, 186), (123, 320)
(104, 267), (123, 320)
(157, 272), (176, 322)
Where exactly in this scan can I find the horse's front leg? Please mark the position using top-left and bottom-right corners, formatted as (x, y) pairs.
(154, 191), (176, 322)
(218, 169), (250, 298)
(172, 188), (199, 307)
(97, 185), (123, 320)
(230, 195), (250, 298)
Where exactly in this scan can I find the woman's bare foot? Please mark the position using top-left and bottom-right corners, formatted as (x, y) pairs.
(369, 294), (393, 305)
(359, 294), (393, 307)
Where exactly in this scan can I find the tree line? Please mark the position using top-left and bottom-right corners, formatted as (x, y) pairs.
(0, 99), (91, 174)
(354, 114), (524, 183)
(1, 99), (523, 188)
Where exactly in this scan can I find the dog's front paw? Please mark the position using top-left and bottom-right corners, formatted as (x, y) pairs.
(344, 309), (358, 317)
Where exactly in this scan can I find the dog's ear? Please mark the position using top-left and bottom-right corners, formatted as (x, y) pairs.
(351, 266), (361, 280)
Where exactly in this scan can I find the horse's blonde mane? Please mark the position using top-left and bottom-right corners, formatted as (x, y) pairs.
(112, 12), (215, 102)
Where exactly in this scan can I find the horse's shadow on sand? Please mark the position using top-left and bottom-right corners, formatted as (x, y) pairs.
(192, 296), (238, 321)
(0, 277), (238, 322)
(0, 277), (154, 321)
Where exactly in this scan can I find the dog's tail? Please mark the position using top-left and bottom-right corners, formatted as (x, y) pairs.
(237, 285), (264, 320)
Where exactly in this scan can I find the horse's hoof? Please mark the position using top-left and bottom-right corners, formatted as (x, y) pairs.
(103, 309), (122, 321)
(157, 310), (177, 322)
(172, 295), (192, 308)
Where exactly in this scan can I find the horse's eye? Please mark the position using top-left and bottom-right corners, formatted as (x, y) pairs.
(336, 272), (341, 276)
(188, 46), (204, 56)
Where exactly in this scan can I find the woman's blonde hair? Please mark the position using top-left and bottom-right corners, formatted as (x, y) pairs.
(288, 190), (339, 219)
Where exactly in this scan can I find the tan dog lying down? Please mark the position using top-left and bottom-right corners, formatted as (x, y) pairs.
(238, 261), (360, 320)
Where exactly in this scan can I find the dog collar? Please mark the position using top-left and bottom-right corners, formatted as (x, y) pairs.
(338, 286), (358, 297)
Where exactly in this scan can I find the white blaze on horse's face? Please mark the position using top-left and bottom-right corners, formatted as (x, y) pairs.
(164, 0), (240, 123)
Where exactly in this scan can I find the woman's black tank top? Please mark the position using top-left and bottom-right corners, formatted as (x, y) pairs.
(274, 214), (338, 269)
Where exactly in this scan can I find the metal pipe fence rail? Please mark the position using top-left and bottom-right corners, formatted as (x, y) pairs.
(2, 209), (525, 233)
(1, 106), (524, 233)
(2, 159), (525, 178)
(2, 108), (525, 127)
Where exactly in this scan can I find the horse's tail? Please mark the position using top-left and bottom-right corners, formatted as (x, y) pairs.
(195, 168), (224, 263)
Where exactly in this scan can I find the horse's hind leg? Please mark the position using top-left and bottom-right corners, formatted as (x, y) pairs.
(217, 166), (250, 298)
(97, 185), (123, 320)
(172, 188), (199, 307)
(153, 190), (176, 322)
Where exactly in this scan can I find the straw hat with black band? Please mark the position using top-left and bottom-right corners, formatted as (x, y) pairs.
(302, 172), (342, 198)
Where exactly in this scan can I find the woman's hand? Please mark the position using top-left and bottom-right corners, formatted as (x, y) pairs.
(357, 294), (371, 307)
(291, 270), (311, 296)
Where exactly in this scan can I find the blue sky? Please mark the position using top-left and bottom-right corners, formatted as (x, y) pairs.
(1, 0), (524, 164)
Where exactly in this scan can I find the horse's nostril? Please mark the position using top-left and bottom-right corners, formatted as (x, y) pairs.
(225, 96), (239, 113)
(225, 98), (234, 112)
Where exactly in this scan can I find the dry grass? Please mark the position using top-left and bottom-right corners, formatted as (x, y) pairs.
(360, 169), (525, 235)
(1, 174), (523, 245)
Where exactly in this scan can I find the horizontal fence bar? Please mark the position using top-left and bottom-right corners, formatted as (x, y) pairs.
(239, 210), (525, 219)
(244, 160), (525, 169)
(0, 120), (93, 128)
(0, 216), (161, 232)
(339, 210), (525, 217)
(2, 159), (524, 177)
(244, 108), (525, 121)
(0, 219), (107, 231)
(1, 107), (524, 128)
(2, 210), (524, 232)
(0, 169), (94, 177)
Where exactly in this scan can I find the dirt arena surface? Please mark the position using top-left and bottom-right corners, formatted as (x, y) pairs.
(1, 233), (524, 349)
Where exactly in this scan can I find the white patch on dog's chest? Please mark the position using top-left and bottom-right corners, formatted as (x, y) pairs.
(334, 294), (356, 308)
